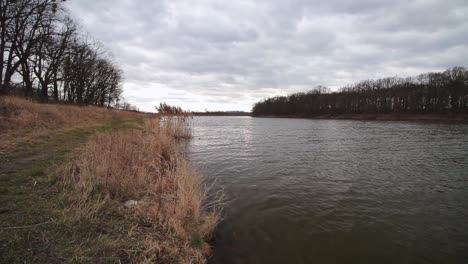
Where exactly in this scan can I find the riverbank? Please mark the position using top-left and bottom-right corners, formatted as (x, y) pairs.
(192, 111), (251, 117)
(254, 113), (468, 121)
(0, 96), (220, 263)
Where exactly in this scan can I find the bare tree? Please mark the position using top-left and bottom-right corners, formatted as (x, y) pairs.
(1, 0), (124, 108)
(252, 67), (468, 117)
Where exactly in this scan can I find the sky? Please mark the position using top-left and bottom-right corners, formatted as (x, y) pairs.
(65, 0), (468, 112)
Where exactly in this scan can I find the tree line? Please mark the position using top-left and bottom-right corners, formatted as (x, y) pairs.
(192, 111), (250, 116)
(0, 0), (126, 107)
(252, 67), (468, 116)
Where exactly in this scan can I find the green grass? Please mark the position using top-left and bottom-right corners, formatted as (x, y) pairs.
(0, 117), (145, 263)
(191, 232), (204, 249)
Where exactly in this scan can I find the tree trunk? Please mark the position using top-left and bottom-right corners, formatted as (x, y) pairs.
(40, 82), (49, 102)
(53, 71), (59, 101)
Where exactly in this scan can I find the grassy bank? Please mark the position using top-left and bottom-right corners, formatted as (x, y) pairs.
(0, 97), (221, 263)
(0, 96), (147, 151)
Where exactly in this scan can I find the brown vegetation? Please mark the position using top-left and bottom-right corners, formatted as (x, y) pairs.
(59, 118), (221, 263)
(156, 102), (193, 139)
(0, 96), (145, 150)
(0, 96), (137, 131)
(0, 97), (221, 263)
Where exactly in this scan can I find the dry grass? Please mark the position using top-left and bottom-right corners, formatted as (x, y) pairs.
(157, 102), (193, 139)
(0, 96), (221, 262)
(160, 115), (193, 139)
(0, 96), (142, 131)
(0, 96), (146, 150)
(58, 117), (222, 263)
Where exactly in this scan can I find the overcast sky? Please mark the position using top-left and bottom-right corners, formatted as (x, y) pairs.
(66, 0), (468, 112)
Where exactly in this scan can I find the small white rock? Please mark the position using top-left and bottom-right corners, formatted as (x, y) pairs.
(123, 200), (142, 208)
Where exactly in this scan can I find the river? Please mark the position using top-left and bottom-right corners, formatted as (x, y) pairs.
(189, 116), (468, 264)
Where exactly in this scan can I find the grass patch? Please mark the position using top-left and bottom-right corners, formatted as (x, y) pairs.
(0, 116), (145, 263)
(1, 98), (222, 263)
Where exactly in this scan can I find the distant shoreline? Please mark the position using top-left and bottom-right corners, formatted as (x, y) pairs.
(253, 113), (468, 121)
(192, 112), (251, 116)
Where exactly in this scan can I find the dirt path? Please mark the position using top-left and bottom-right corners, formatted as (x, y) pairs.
(0, 119), (141, 263)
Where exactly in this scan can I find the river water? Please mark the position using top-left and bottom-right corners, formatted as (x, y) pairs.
(189, 117), (468, 264)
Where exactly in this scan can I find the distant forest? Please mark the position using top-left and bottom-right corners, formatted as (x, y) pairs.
(192, 111), (250, 116)
(252, 67), (468, 117)
(0, 0), (135, 110)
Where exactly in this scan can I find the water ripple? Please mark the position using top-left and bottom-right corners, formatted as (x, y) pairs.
(190, 117), (468, 264)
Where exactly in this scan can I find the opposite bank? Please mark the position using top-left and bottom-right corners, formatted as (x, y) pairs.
(253, 113), (468, 121)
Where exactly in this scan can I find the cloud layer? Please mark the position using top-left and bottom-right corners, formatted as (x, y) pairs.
(66, 0), (468, 111)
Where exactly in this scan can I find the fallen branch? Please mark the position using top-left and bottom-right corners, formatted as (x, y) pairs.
(0, 220), (52, 230)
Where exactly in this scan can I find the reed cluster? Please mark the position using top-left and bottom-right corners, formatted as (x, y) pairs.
(59, 116), (221, 263)
(156, 102), (193, 139)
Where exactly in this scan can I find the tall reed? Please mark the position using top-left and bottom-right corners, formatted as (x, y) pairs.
(59, 117), (221, 263)
(156, 102), (193, 139)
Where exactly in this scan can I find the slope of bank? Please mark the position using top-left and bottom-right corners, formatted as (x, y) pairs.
(0, 97), (220, 263)
(254, 113), (468, 121)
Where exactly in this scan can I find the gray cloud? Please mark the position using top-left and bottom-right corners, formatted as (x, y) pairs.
(66, 0), (468, 111)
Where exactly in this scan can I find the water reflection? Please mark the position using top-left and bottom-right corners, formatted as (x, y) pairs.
(189, 117), (468, 264)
